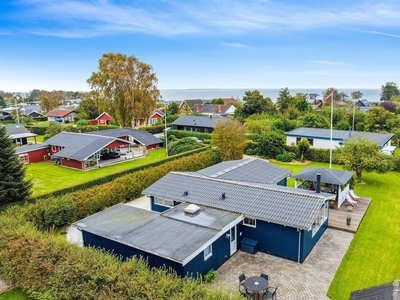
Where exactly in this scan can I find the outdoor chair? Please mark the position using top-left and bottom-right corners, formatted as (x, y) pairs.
(238, 274), (253, 299)
(264, 286), (278, 300)
(260, 273), (269, 281)
(349, 190), (361, 201)
(239, 274), (246, 284)
(345, 194), (358, 207)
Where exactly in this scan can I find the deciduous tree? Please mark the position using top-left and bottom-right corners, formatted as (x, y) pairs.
(39, 91), (64, 112)
(297, 138), (310, 162)
(239, 90), (274, 118)
(0, 126), (32, 205)
(380, 82), (400, 101)
(168, 102), (180, 115)
(336, 135), (393, 182)
(211, 118), (247, 161)
(254, 131), (285, 159)
(351, 91), (363, 100)
(87, 53), (160, 127)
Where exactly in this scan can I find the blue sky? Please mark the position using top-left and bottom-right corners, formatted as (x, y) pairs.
(1, 0), (400, 92)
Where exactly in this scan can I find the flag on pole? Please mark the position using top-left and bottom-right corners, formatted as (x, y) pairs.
(323, 92), (333, 102)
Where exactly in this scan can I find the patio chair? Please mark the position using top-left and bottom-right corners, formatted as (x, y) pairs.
(238, 274), (253, 299)
(260, 273), (269, 281)
(349, 190), (361, 201)
(264, 286), (278, 300)
(345, 194), (358, 208)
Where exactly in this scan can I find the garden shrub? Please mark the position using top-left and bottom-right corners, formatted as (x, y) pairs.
(166, 130), (211, 142)
(203, 269), (217, 283)
(276, 152), (293, 162)
(30, 125), (48, 135)
(138, 124), (171, 134)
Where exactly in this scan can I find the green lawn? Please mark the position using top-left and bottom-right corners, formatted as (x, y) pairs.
(271, 160), (400, 300)
(26, 148), (167, 198)
(0, 288), (30, 300)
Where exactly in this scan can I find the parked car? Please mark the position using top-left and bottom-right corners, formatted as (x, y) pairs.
(103, 152), (120, 159)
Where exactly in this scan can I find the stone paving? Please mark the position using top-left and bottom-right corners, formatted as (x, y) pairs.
(210, 229), (354, 299)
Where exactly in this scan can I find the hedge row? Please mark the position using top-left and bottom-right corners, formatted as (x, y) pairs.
(0, 150), (241, 299)
(167, 130), (212, 142)
(29, 124), (120, 135)
(0, 213), (239, 300)
(284, 145), (340, 163)
(33, 147), (209, 200)
(138, 123), (172, 134)
(30, 149), (221, 229)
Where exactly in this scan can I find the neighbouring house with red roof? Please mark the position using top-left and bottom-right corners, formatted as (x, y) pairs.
(47, 109), (77, 123)
(87, 112), (112, 125)
(222, 97), (240, 105)
(15, 128), (163, 170)
(149, 109), (165, 125)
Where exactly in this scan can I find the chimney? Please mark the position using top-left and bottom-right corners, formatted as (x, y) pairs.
(316, 173), (321, 193)
(218, 104), (222, 112)
(195, 104), (200, 112)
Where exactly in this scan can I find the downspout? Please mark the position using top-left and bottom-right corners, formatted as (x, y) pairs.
(297, 228), (301, 264)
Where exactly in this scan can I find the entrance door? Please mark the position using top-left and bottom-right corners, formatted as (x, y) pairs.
(230, 226), (237, 255)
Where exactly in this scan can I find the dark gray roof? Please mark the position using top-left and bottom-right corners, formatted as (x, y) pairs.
(15, 143), (49, 154)
(350, 280), (399, 300)
(291, 167), (354, 185)
(74, 203), (241, 264)
(172, 115), (227, 128)
(20, 105), (41, 115)
(285, 127), (394, 147)
(143, 172), (334, 230)
(197, 158), (291, 184)
(85, 128), (162, 146)
(5, 125), (37, 139)
(45, 132), (129, 161)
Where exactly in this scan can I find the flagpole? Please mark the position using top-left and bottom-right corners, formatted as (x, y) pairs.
(329, 92), (333, 169)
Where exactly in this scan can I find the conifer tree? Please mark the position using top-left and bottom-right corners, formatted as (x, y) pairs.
(0, 126), (32, 205)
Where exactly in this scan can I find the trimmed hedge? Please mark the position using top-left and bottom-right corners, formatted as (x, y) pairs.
(32, 147), (209, 201)
(30, 125), (48, 135)
(138, 124), (171, 134)
(0, 150), (245, 300)
(284, 145), (339, 163)
(167, 130), (211, 142)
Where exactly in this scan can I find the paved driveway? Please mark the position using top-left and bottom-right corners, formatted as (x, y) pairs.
(210, 229), (353, 299)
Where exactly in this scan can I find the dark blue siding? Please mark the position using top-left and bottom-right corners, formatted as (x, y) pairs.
(183, 229), (232, 277)
(277, 178), (287, 186)
(300, 217), (328, 262)
(82, 231), (185, 276)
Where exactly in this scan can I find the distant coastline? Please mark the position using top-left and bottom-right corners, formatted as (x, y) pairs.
(160, 88), (381, 103)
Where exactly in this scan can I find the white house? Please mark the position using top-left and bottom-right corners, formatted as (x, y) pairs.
(285, 127), (395, 154)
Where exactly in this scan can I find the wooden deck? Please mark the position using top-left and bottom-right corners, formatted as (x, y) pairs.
(328, 197), (371, 233)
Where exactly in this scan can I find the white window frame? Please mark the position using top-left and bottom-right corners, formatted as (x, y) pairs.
(312, 202), (329, 237)
(154, 197), (173, 207)
(204, 244), (212, 261)
(243, 217), (256, 228)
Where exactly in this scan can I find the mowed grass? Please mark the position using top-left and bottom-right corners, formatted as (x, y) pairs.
(26, 148), (167, 198)
(271, 160), (400, 300)
(0, 288), (30, 300)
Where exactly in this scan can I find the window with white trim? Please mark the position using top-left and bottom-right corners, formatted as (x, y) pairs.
(204, 245), (212, 261)
(312, 202), (328, 236)
(154, 197), (173, 207)
(243, 217), (256, 228)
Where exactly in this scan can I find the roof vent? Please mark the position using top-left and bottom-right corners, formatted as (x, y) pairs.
(221, 192), (226, 199)
(183, 190), (189, 196)
(184, 204), (201, 217)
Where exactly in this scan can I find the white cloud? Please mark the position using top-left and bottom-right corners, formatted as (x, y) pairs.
(357, 29), (400, 38)
(222, 43), (250, 48)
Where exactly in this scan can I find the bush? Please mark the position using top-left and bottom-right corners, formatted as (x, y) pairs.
(203, 269), (217, 283)
(167, 130), (211, 142)
(138, 124), (171, 134)
(30, 125), (48, 135)
(276, 152), (293, 162)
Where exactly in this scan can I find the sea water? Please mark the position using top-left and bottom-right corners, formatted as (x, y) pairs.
(159, 88), (381, 103)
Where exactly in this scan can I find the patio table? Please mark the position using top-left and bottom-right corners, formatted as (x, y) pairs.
(243, 276), (268, 299)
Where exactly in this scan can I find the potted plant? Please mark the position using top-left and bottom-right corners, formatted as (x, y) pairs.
(346, 215), (352, 226)
(347, 205), (353, 212)
(329, 200), (335, 209)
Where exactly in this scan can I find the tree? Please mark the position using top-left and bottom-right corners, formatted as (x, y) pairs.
(297, 138), (310, 162)
(76, 95), (101, 120)
(380, 82), (400, 101)
(210, 98), (224, 105)
(168, 137), (204, 156)
(322, 87), (341, 103)
(381, 101), (397, 113)
(39, 91), (64, 112)
(276, 87), (292, 112)
(211, 119), (247, 161)
(337, 135), (393, 182)
(0, 96), (6, 108)
(240, 90), (274, 118)
(43, 123), (69, 141)
(364, 107), (395, 132)
(351, 91), (363, 100)
(168, 102), (180, 115)
(254, 131), (285, 159)
(301, 112), (330, 128)
(0, 127), (32, 205)
(87, 53), (160, 127)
